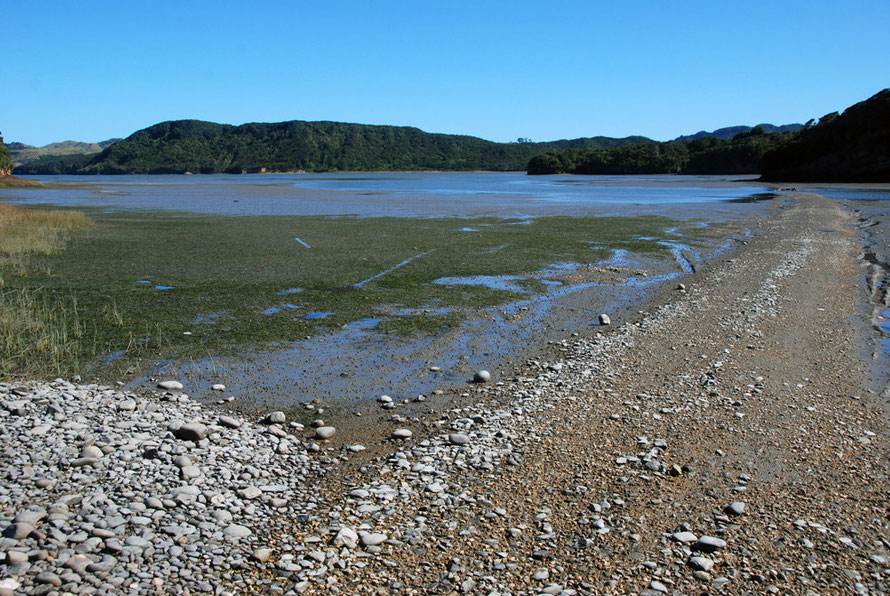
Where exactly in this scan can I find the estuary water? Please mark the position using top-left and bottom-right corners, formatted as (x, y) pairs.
(7, 172), (770, 219)
(2, 173), (784, 409)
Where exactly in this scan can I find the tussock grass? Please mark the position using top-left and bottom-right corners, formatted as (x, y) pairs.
(0, 203), (90, 260)
(0, 289), (86, 377)
(0, 203), (91, 379)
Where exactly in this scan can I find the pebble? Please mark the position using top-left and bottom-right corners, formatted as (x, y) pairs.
(174, 422), (208, 442)
(725, 501), (746, 516)
(672, 531), (698, 543)
(359, 532), (388, 547)
(219, 415), (242, 428)
(689, 556), (714, 572)
(223, 524), (253, 539)
(448, 432), (470, 445)
(473, 370), (491, 383)
(212, 383), (226, 391)
(392, 429), (413, 440)
(599, 313), (611, 325)
(266, 411), (286, 424)
(693, 536), (727, 553)
(157, 380), (183, 391)
(315, 426), (337, 439)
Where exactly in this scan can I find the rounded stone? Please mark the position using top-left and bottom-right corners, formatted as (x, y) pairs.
(174, 423), (208, 442)
(157, 380), (183, 391)
(223, 524), (252, 539)
(80, 445), (103, 459)
(448, 433), (470, 445)
(315, 426), (336, 440)
(359, 532), (388, 547)
(391, 429), (413, 440)
(266, 411), (286, 424)
(598, 313), (611, 325)
(473, 370), (491, 383)
(693, 536), (727, 553)
(725, 501), (746, 516)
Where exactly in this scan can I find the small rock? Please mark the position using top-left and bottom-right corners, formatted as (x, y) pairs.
(333, 527), (359, 549)
(157, 380), (183, 391)
(359, 532), (388, 547)
(223, 524), (252, 539)
(174, 423), (208, 442)
(237, 486), (262, 500)
(252, 548), (273, 563)
(672, 531), (698, 543)
(693, 536), (727, 553)
(180, 465), (202, 479)
(315, 426), (336, 440)
(689, 556), (714, 572)
(80, 445), (104, 459)
(3, 522), (34, 540)
(448, 433), (470, 445)
(218, 416), (242, 429)
(599, 313), (611, 325)
(266, 411), (286, 424)
(473, 370), (491, 383)
(391, 429), (413, 440)
(211, 383), (226, 391)
(725, 501), (746, 516)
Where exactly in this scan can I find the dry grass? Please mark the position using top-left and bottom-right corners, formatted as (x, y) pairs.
(0, 202), (91, 259)
(0, 203), (91, 378)
(0, 289), (86, 377)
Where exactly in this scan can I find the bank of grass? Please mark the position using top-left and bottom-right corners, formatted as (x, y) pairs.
(1, 206), (707, 380)
(0, 203), (92, 377)
(0, 176), (44, 189)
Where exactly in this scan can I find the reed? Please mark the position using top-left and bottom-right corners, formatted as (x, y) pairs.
(0, 203), (91, 378)
(0, 203), (90, 260)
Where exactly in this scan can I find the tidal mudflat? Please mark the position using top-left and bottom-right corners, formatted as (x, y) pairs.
(0, 174), (776, 414)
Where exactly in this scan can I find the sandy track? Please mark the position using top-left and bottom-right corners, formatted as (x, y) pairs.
(290, 194), (889, 595)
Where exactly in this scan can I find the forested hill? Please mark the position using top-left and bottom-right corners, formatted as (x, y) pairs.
(760, 89), (890, 181)
(526, 126), (791, 175)
(674, 123), (802, 142)
(13, 120), (649, 174)
(527, 89), (890, 180)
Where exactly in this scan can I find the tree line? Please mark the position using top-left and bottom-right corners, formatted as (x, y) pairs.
(14, 120), (648, 175)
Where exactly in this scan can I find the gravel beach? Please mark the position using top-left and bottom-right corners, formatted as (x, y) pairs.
(1, 192), (888, 595)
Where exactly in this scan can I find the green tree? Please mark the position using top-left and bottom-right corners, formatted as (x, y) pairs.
(0, 131), (12, 175)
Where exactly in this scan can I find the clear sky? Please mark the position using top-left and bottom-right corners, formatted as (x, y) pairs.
(4, 0), (889, 146)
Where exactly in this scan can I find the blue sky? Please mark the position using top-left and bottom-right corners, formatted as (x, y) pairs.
(4, 1), (889, 146)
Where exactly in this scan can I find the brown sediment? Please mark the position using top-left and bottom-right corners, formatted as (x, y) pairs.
(278, 193), (890, 594)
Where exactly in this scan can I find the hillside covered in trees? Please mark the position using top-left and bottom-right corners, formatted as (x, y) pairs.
(14, 120), (648, 175)
(528, 89), (890, 180)
(526, 126), (789, 175)
(760, 88), (890, 181)
(0, 132), (11, 176)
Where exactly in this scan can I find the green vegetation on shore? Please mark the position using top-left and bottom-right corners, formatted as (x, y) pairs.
(0, 203), (92, 376)
(14, 120), (649, 175)
(761, 88), (890, 181)
(528, 88), (890, 181)
(0, 132), (12, 176)
(0, 204), (701, 381)
(527, 127), (792, 175)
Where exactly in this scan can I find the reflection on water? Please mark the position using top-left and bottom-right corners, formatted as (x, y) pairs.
(3, 173), (773, 219)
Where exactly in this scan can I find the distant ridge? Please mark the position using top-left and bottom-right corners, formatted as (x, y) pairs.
(7, 138), (121, 167)
(674, 123), (803, 143)
(761, 88), (890, 181)
(13, 120), (649, 175)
